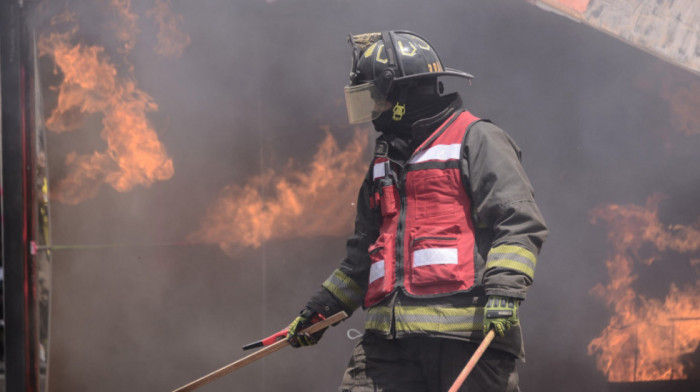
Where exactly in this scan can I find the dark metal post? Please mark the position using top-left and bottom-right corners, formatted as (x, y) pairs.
(1, 1), (39, 391)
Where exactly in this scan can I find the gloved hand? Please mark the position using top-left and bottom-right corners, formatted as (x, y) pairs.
(483, 296), (519, 337)
(286, 308), (327, 348)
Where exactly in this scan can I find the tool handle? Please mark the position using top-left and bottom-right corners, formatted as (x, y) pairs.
(172, 311), (348, 392)
(447, 329), (496, 392)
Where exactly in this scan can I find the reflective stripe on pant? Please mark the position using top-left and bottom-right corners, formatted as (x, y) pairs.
(339, 333), (519, 392)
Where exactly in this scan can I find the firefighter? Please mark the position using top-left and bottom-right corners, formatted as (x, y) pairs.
(287, 31), (548, 392)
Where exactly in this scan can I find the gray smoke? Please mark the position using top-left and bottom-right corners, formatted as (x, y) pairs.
(38, 0), (700, 391)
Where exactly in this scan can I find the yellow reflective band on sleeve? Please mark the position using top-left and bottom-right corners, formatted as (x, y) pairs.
(486, 244), (536, 279)
(322, 269), (364, 311)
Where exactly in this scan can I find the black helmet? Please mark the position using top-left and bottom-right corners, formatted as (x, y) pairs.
(344, 30), (473, 124)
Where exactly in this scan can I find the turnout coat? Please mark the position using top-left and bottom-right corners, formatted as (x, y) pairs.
(308, 100), (548, 359)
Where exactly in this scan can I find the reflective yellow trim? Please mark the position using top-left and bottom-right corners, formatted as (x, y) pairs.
(486, 259), (535, 278)
(322, 270), (364, 311)
(395, 320), (481, 333)
(489, 245), (536, 263)
(486, 245), (537, 279)
(398, 305), (479, 317)
(365, 304), (484, 333)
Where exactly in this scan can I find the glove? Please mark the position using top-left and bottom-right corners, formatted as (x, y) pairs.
(483, 296), (519, 337)
(286, 308), (327, 348)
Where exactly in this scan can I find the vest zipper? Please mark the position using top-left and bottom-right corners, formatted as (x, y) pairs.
(394, 163), (407, 290)
(395, 111), (462, 295)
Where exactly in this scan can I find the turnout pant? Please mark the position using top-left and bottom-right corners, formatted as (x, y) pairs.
(339, 333), (519, 392)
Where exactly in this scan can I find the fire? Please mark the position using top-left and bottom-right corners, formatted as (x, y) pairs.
(190, 128), (369, 254)
(39, 12), (174, 204)
(147, 0), (191, 58)
(588, 194), (700, 381)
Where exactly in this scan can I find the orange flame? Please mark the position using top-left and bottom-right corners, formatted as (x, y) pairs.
(190, 128), (369, 254)
(147, 0), (191, 58)
(588, 194), (700, 381)
(39, 13), (174, 204)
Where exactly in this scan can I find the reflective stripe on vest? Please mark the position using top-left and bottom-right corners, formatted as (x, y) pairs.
(364, 110), (481, 308)
(409, 143), (461, 163)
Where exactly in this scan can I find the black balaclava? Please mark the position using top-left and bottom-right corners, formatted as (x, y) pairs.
(372, 82), (460, 157)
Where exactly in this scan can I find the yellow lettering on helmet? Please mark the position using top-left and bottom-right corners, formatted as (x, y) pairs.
(364, 42), (378, 58)
(376, 44), (388, 64)
(414, 37), (431, 50)
(398, 40), (417, 57)
(428, 63), (433, 72)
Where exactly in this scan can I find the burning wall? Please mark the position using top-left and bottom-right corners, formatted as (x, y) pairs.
(38, 6), (177, 205)
(190, 128), (369, 253)
(33, 0), (700, 391)
(588, 195), (700, 381)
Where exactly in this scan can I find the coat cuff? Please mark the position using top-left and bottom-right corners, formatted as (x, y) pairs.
(485, 244), (537, 280)
(318, 269), (364, 313)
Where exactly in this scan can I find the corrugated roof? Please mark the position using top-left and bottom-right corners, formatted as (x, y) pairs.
(529, 0), (700, 76)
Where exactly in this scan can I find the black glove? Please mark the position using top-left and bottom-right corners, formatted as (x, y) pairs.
(286, 308), (327, 348)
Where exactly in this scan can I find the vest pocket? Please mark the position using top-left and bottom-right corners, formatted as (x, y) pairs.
(365, 233), (395, 307)
(407, 225), (472, 294)
(412, 174), (459, 220)
(379, 181), (399, 217)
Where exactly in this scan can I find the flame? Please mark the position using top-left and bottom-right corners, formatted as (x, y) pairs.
(147, 0), (191, 58)
(588, 194), (700, 381)
(39, 12), (174, 204)
(190, 128), (369, 254)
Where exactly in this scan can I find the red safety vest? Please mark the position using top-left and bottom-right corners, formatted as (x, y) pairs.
(365, 110), (481, 307)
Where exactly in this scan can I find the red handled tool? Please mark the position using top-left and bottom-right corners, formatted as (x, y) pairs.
(242, 313), (325, 350)
(241, 328), (287, 350)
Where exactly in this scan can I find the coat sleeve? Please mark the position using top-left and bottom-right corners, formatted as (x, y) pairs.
(305, 166), (380, 316)
(462, 121), (548, 300)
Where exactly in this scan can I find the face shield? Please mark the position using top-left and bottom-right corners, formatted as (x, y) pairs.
(344, 81), (390, 124)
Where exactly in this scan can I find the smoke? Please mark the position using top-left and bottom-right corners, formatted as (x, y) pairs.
(146, 0), (192, 58)
(37, 0), (699, 391)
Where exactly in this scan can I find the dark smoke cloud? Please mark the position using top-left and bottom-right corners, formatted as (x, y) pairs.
(39, 0), (700, 391)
